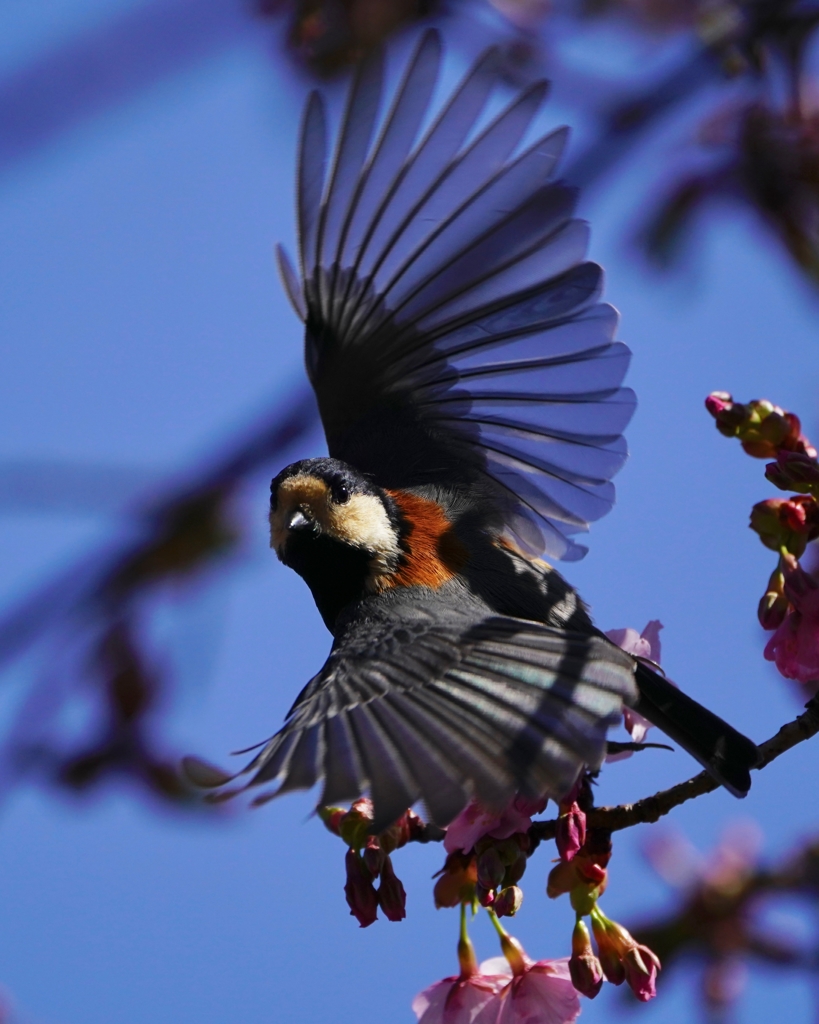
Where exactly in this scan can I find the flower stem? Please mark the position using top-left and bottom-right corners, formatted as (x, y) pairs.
(458, 903), (478, 978)
(487, 908), (527, 976)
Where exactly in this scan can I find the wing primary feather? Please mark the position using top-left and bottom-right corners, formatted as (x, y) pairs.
(315, 49), (385, 324)
(383, 182), (577, 342)
(347, 703), (421, 831)
(350, 80), (551, 344)
(244, 729), (301, 787)
(334, 30), (442, 316)
(272, 725), (324, 795)
(319, 713), (368, 806)
(276, 244), (307, 321)
(367, 697), (469, 826)
(371, 124), (568, 328)
(297, 91), (327, 284)
(336, 44), (501, 341)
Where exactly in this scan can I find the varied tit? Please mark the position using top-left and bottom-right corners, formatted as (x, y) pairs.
(196, 31), (758, 832)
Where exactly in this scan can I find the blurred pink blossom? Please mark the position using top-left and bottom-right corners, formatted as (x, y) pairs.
(480, 956), (581, 1024)
(444, 795), (547, 854)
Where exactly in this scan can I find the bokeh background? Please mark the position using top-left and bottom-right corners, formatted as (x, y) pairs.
(1, 1), (818, 1021)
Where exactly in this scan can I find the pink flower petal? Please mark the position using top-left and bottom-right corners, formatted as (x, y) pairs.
(640, 620), (663, 662)
(444, 802), (504, 854)
(444, 795), (544, 854)
(496, 960), (580, 1024)
(413, 974), (509, 1024)
(604, 627), (650, 659)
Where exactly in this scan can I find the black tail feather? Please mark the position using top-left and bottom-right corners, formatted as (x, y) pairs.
(633, 663), (760, 798)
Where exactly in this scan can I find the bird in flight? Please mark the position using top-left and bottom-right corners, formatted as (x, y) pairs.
(189, 30), (758, 832)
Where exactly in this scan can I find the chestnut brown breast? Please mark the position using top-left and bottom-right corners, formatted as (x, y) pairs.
(384, 491), (469, 589)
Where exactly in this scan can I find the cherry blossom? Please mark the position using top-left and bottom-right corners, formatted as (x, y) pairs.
(444, 795), (547, 855)
(480, 956), (581, 1024)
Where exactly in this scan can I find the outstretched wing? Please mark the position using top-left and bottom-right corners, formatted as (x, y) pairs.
(277, 30), (636, 562)
(224, 592), (637, 831)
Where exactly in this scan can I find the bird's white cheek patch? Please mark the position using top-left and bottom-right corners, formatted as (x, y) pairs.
(326, 494), (400, 564)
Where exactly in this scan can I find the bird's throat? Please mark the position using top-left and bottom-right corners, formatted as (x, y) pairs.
(283, 531), (373, 633)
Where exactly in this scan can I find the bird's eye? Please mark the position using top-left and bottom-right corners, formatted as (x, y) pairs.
(334, 484), (350, 505)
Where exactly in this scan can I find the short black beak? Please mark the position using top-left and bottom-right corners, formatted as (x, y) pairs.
(288, 508), (312, 532)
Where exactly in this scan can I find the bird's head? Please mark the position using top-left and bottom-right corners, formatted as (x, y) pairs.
(269, 458), (403, 629)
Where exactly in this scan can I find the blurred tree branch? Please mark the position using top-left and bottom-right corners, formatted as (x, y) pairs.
(0, 384), (317, 801)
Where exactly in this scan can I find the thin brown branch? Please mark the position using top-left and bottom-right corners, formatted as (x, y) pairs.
(529, 695), (819, 842)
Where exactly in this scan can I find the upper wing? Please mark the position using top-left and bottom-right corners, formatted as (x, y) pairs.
(225, 593), (637, 831)
(277, 31), (636, 562)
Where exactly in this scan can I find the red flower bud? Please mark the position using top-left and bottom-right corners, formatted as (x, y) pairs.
(475, 883), (495, 907)
(376, 854), (406, 922)
(556, 801), (586, 863)
(344, 849), (378, 928)
(575, 857), (607, 885)
(569, 919), (604, 998)
(494, 885), (524, 918)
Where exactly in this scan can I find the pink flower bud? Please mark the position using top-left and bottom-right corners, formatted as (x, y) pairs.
(569, 919), (604, 998)
(344, 848), (378, 928)
(766, 450), (819, 494)
(475, 883), (495, 908)
(623, 944), (661, 1002)
(749, 497), (819, 558)
(705, 391), (733, 418)
(597, 947), (625, 986)
(494, 885), (523, 918)
(589, 907), (660, 998)
(376, 854), (406, 922)
(590, 910), (627, 984)
(556, 802), (586, 863)
(477, 847), (506, 891)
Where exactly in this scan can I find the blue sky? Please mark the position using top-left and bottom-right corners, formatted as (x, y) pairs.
(1, 4), (818, 1022)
